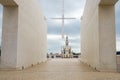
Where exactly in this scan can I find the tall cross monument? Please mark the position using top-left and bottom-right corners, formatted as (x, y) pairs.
(51, 0), (76, 38)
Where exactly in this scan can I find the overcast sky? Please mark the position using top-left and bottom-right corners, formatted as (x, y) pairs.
(39, 0), (86, 53)
(0, 0), (120, 53)
(39, 0), (120, 53)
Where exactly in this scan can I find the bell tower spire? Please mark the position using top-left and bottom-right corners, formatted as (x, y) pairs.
(62, 35), (73, 58)
(65, 35), (69, 46)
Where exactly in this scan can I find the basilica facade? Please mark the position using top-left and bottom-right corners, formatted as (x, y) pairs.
(61, 35), (73, 58)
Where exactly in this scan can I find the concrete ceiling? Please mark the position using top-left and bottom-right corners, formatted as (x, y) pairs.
(0, 0), (17, 6)
(99, 0), (118, 5)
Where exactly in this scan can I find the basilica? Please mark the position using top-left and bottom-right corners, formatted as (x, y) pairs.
(61, 35), (73, 58)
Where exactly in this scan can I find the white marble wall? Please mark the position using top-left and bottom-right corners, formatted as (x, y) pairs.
(0, 0), (47, 69)
(81, 0), (118, 72)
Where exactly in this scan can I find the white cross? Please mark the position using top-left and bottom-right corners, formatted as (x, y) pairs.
(46, 0), (76, 39)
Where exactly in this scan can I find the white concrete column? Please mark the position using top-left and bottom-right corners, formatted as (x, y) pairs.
(0, 0), (47, 69)
(1, 6), (18, 67)
(98, 5), (117, 71)
(81, 0), (118, 72)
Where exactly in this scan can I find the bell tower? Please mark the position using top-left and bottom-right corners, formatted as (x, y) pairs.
(61, 35), (73, 58)
(66, 35), (69, 46)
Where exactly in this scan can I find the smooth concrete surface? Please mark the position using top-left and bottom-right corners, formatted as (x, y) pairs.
(99, 0), (118, 5)
(1, 6), (18, 67)
(99, 5), (117, 71)
(0, 59), (120, 80)
(0, 0), (17, 6)
(0, 0), (47, 69)
(117, 55), (120, 72)
(81, 0), (118, 72)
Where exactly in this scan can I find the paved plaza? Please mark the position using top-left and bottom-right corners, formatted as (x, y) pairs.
(0, 59), (120, 80)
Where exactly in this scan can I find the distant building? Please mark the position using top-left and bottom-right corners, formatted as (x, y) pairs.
(47, 35), (81, 58)
(61, 35), (73, 58)
(47, 53), (62, 58)
(117, 51), (120, 55)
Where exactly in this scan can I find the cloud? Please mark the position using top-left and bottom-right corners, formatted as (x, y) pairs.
(39, 0), (86, 18)
(47, 34), (64, 53)
(40, 0), (120, 53)
(0, 0), (119, 53)
(47, 34), (80, 53)
(0, 5), (3, 46)
(47, 19), (80, 36)
(116, 37), (120, 51)
(0, 6), (3, 29)
(39, 0), (84, 53)
(65, 9), (83, 19)
(47, 34), (62, 40)
(64, 0), (86, 18)
(115, 0), (120, 37)
(39, 0), (63, 18)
